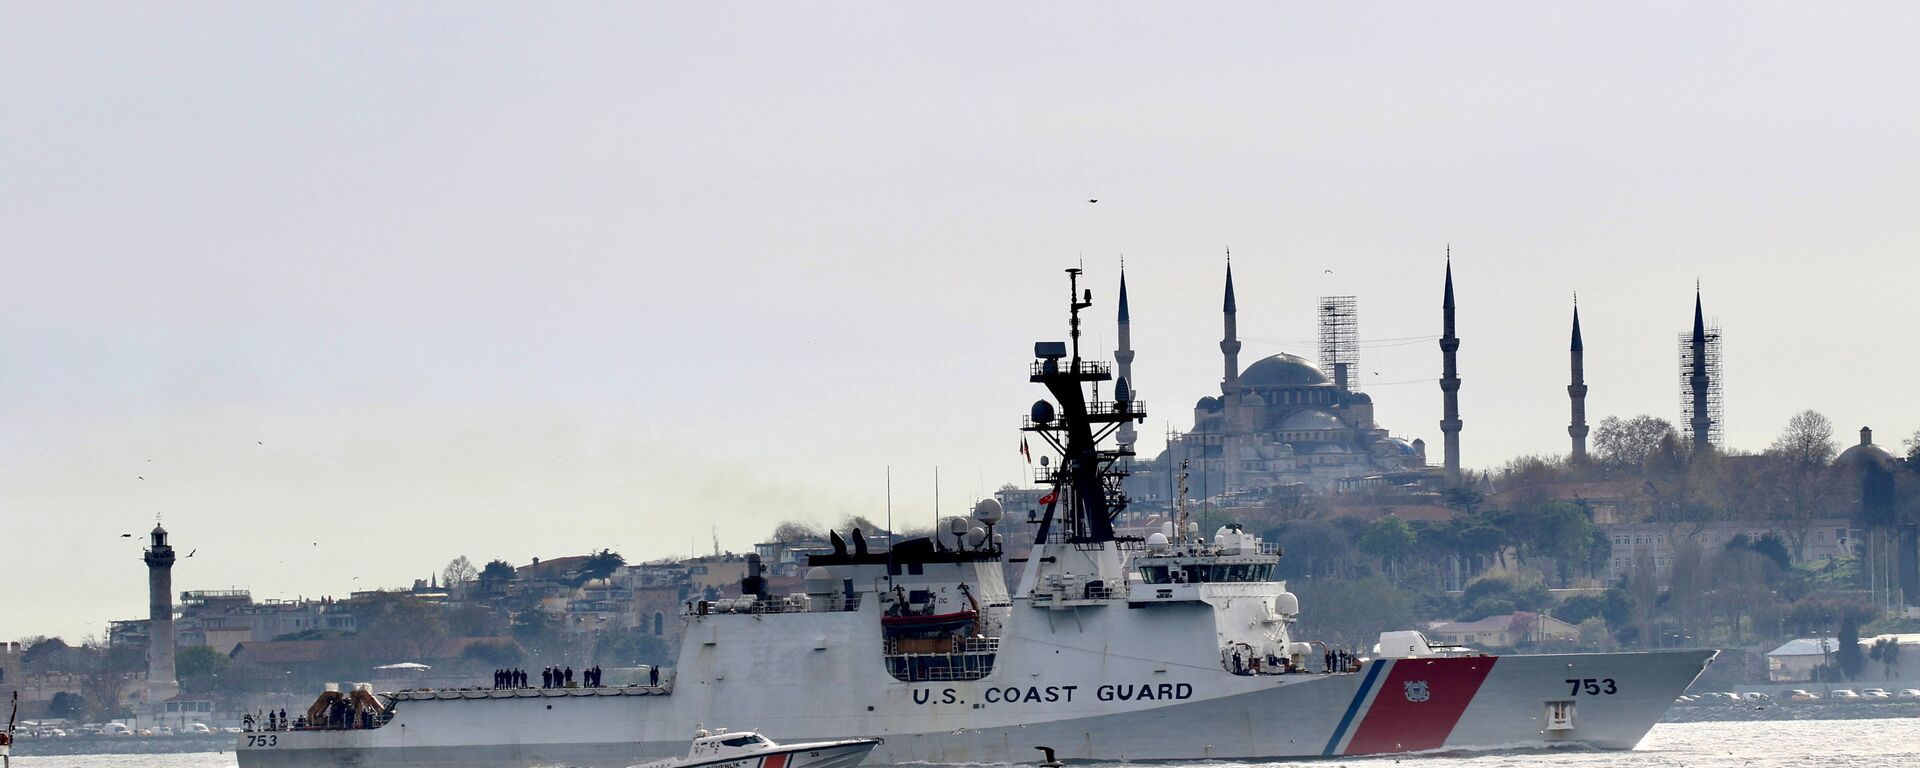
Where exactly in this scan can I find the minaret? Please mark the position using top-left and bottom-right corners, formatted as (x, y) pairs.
(1688, 288), (1712, 451)
(1568, 297), (1589, 462)
(1438, 250), (1462, 482)
(143, 524), (179, 707)
(1220, 253), (1242, 490)
(1114, 265), (1137, 452)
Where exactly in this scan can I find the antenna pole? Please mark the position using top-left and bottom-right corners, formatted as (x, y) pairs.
(885, 467), (894, 592)
(934, 467), (941, 546)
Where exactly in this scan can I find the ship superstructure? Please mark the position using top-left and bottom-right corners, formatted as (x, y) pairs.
(239, 269), (1714, 768)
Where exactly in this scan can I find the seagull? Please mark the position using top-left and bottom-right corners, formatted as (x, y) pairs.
(137, 476), (145, 480)
(256, 441), (263, 445)
(186, 549), (196, 558)
(1324, 269), (1333, 274)
(1035, 746), (1063, 768)
(1087, 199), (1098, 203)
(120, 533), (133, 538)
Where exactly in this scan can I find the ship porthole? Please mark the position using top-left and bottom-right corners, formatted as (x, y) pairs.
(546, 705), (553, 710)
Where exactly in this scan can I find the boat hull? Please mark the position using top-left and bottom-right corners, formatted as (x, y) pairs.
(236, 649), (1713, 767)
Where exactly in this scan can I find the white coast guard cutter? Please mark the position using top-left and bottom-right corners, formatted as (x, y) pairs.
(238, 269), (1714, 767)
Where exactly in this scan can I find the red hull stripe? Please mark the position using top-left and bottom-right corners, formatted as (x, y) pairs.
(763, 753), (788, 768)
(1342, 656), (1498, 755)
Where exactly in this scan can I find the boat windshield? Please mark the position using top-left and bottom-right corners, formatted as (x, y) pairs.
(719, 735), (767, 748)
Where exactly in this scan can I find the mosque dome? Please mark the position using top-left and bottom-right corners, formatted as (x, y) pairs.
(1279, 410), (1345, 431)
(1835, 427), (1897, 470)
(1241, 353), (1331, 388)
(1195, 396), (1222, 412)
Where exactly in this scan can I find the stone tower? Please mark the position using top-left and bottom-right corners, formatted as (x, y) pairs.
(1438, 252), (1462, 481)
(1687, 290), (1712, 451)
(1568, 299), (1589, 461)
(143, 524), (179, 707)
(1114, 267), (1137, 452)
(1219, 256), (1242, 491)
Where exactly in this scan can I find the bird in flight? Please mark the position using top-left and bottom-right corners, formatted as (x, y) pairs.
(1087, 199), (1098, 203)
(186, 549), (197, 558)
(120, 533), (133, 538)
(137, 476), (144, 480)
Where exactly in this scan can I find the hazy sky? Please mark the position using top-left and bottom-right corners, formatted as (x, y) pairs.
(5, 3), (1917, 641)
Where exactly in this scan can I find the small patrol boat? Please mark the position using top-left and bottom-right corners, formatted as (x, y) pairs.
(630, 728), (881, 768)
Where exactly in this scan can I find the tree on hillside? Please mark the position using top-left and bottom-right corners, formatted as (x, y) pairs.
(480, 559), (516, 583)
(1871, 637), (1902, 679)
(442, 556), (479, 594)
(1530, 502), (1597, 586)
(176, 645), (237, 695)
(48, 691), (87, 720)
(772, 520), (823, 543)
(1268, 519), (1350, 579)
(75, 636), (141, 720)
(1291, 575), (1414, 649)
(20, 636), (74, 672)
(1770, 410), (1837, 465)
(571, 549), (626, 587)
(1837, 616), (1864, 681)
(1593, 415), (1678, 470)
(1358, 516), (1416, 583)
(353, 591), (445, 663)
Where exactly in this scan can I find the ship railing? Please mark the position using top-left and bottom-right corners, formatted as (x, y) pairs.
(689, 594), (861, 616)
(884, 636), (1001, 656)
(1029, 360), (1111, 378)
(883, 646), (1001, 682)
(1084, 399), (1147, 418)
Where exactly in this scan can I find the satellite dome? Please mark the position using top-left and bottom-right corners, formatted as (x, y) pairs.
(1030, 400), (1056, 425)
(971, 498), (1005, 524)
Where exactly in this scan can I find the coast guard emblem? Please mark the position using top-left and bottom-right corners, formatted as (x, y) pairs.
(1404, 680), (1431, 702)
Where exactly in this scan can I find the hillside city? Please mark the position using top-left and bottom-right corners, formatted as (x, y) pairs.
(4, 408), (1918, 734)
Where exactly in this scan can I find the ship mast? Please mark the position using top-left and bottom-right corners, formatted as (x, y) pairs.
(1023, 268), (1147, 545)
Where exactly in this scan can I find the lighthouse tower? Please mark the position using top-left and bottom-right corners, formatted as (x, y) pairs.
(143, 524), (180, 708)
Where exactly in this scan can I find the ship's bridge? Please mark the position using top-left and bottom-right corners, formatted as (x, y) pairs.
(1135, 556), (1276, 585)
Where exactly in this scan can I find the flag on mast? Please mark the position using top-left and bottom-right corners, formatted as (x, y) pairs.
(1021, 437), (1031, 464)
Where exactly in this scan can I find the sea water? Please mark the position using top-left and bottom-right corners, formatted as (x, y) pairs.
(11, 718), (1918, 768)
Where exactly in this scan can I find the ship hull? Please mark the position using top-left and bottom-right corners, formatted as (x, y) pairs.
(236, 649), (1712, 767)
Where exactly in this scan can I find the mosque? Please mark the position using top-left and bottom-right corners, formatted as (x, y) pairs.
(1118, 262), (1437, 502)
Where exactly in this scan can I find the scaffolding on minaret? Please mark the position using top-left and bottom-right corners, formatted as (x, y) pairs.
(1317, 295), (1359, 392)
(1677, 323), (1724, 450)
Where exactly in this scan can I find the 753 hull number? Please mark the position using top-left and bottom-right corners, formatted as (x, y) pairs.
(1565, 678), (1617, 696)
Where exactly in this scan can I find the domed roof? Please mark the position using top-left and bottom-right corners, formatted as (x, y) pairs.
(1279, 409), (1345, 431)
(1241, 353), (1331, 388)
(1194, 396), (1222, 412)
(1836, 427), (1897, 470)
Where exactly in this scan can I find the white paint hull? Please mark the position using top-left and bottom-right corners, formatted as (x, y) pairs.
(238, 598), (1713, 767)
